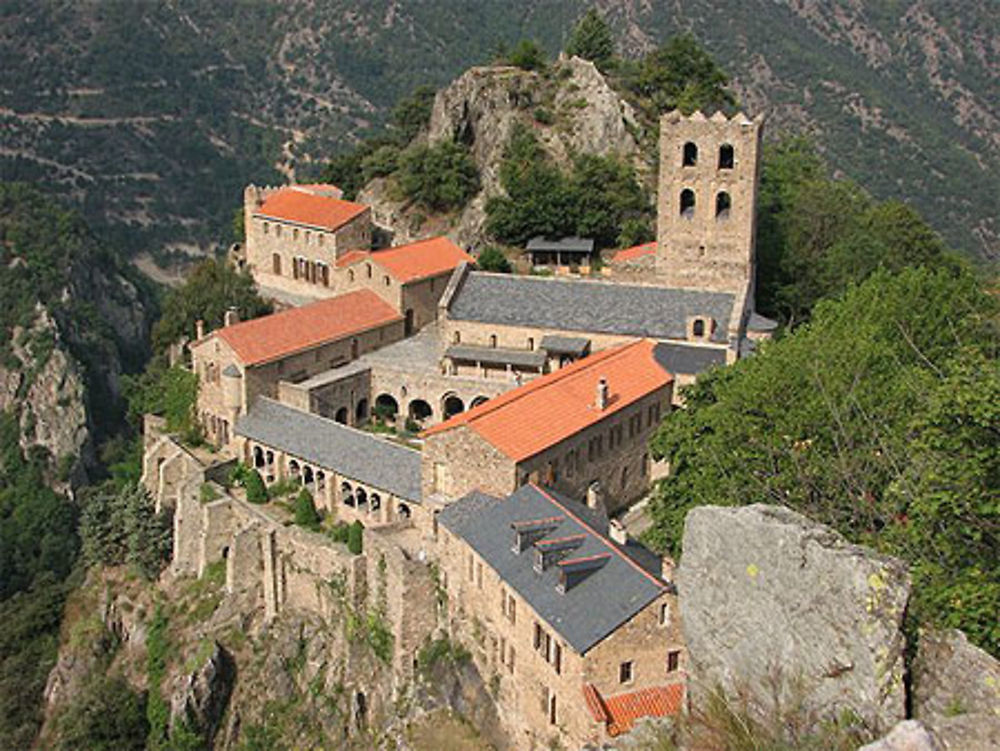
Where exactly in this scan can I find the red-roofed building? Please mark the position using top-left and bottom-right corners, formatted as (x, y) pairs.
(421, 339), (673, 510)
(190, 289), (404, 445)
(611, 241), (657, 264)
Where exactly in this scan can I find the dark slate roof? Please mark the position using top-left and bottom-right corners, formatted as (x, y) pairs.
(540, 335), (591, 357)
(235, 398), (421, 501)
(747, 311), (779, 332)
(651, 342), (728, 376)
(449, 272), (734, 344)
(526, 236), (595, 253)
(445, 344), (547, 369)
(438, 484), (666, 654)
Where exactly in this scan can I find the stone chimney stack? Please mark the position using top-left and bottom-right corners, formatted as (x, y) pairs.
(195, 319), (205, 340)
(596, 377), (609, 410)
(661, 554), (676, 583)
(224, 307), (239, 327)
(608, 519), (628, 545)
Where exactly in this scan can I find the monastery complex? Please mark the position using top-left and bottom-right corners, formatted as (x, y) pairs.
(143, 110), (776, 749)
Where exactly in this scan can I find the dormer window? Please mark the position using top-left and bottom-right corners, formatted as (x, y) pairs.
(693, 319), (705, 338)
(688, 316), (714, 341)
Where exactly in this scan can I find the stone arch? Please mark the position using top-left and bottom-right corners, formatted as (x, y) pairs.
(370, 493), (381, 511)
(715, 191), (732, 220)
(489, 334), (497, 348)
(252, 445), (265, 468)
(470, 395), (489, 408)
(682, 141), (698, 167)
(442, 393), (465, 419)
(375, 393), (398, 421)
(265, 450), (274, 466)
(303, 465), (314, 486)
(680, 189), (696, 218)
(409, 399), (432, 422)
(316, 470), (326, 492)
(288, 459), (301, 479)
(355, 398), (369, 423)
(719, 143), (734, 169)
(341, 481), (355, 506)
(356, 487), (368, 509)
(397, 502), (412, 520)
(335, 406), (348, 424)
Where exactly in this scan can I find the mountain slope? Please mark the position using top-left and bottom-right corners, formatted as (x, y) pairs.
(0, 0), (995, 260)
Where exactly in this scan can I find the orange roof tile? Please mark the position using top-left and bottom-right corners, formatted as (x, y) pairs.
(216, 289), (401, 366)
(423, 339), (673, 461)
(583, 683), (685, 736)
(255, 187), (368, 232)
(335, 249), (369, 268)
(338, 237), (473, 283)
(612, 241), (656, 263)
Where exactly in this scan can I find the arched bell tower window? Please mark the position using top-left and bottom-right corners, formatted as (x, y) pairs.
(715, 191), (732, 220)
(719, 144), (734, 169)
(682, 142), (698, 167)
(680, 189), (696, 219)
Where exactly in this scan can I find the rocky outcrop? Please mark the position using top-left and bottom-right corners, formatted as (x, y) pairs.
(361, 56), (646, 248)
(677, 504), (910, 733)
(912, 629), (1000, 750)
(859, 720), (942, 751)
(169, 641), (235, 745)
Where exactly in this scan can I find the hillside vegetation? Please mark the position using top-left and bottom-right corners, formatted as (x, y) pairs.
(0, 1), (995, 261)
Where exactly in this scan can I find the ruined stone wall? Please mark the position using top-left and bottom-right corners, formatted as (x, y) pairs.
(656, 111), (763, 294)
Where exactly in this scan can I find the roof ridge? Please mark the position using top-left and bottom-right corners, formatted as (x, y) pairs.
(423, 339), (650, 436)
(533, 485), (667, 590)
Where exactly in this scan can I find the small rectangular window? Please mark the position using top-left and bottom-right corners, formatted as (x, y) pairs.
(553, 642), (562, 674)
(667, 650), (681, 673)
(508, 645), (515, 674)
(619, 660), (634, 683)
(659, 602), (671, 627)
(476, 562), (483, 589)
(534, 623), (542, 651)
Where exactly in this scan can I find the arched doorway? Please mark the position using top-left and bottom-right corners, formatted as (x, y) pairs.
(397, 502), (412, 520)
(355, 398), (369, 423)
(470, 395), (489, 408)
(370, 493), (381, 512)
(335, 407), (348, 424)
(341, 481), (355, 507)
(442, 393), (464, 419)
(356, 487), (368, 511)
(409, 399), (432, 422)
(375, 393), (398, 422)
(253, 445), (265, 468)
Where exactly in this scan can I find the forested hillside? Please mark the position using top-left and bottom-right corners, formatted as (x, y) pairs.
(0, 1), (995, 261)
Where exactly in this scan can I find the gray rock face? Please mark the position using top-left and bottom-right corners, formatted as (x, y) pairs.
(913, 629), (1000, 750)
(677, 504), (910, 732)
(169, 641), (234, 744)
(858, 720), (942, 751)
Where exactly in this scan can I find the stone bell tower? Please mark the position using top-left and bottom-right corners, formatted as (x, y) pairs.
(656, 110), (764, 294)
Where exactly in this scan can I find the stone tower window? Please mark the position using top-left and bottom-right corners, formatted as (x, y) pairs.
(348, 269), (355, 282)
(680, 189), (696, 219)
(263, 222), (269, 235)
(719, 144), (734, 169)
(366, 263), (373, 278)
(716, 191), (732, 220)
(682, 142), (698, 167)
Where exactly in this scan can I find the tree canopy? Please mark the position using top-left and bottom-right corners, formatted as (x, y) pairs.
(565, 9), (615, 70)
(646, 266), (1000, 653)
(396, 139), (480, 213)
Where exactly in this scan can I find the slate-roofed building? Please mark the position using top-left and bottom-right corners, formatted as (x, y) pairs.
(422, 338), (673, 511)
(236, 397), (422, 525)
(436, 484), (685, 748)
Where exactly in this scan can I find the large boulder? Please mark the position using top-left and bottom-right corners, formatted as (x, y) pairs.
(169, 641), (234, 744)
(858, 720), (942, 751)
(677, 504), (910, 732)
(912, 628), (1000, 749)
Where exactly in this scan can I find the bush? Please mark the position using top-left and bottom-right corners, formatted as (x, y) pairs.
(404, 417), (421, 434)
(244, 469), (268, 504)
(56, 675), (148, 751)
(327, 522), (350, 545)
(476, 246), (512, 273)
(565, 9), (615, 70)
(504, 39), (547, 71)
(533, 107), (554, 125)
(396, 140), (479, 212)
(294, 489), (320, 530)
(347, 521), (363, 555)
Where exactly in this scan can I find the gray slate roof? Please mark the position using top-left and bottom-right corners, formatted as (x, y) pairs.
(449, 272), (734, 344)
(445, 344), (547, 369)
(526, 236), (595, 253)
(540, 335), (591, 357)
(747, 311), (779, 332)
(235, 398), (421, 502)
(438, 484), (666, 654)
(652, 342), (728, 376)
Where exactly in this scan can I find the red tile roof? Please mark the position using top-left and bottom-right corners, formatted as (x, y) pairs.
(583, 683), (685, 737)
(215, 289), (401, 366)
(612, 241), (656, 263)
(338, 237), (473, 283)
(423, 339), (673, 461)
(255, 187), (368, 232)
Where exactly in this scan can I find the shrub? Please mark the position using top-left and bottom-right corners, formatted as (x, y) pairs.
(476, 246), (512, 273)
(56, 675), (148, 751)
(533, 107), (554, 125)
(505, 39), (547, 71)
(294, 489), (320, 530)
(347, 521), (364, 555)
(396, 140), (479, 212)
(327, 522), (350, 545)
(404, 417), (421, 434)
(244, 469), (268, 504)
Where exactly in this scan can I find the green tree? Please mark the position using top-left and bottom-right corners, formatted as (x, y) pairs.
(151, 257), (271, 353)
(389, 85), (437, 145)
(56, 675), (148, 751)
(646, 266), (1000, 653)
(124, 364), (200, 443)
(79, 483), (172, 580)
(244, 469), (268, 504)
(628, 34), (735, 115)
(565, 9), (615, 70)
(568, 152), (651, 249)
(475, 246), (512, 273)
(294, 488), (320, 530)
(396, 140), (479, 212)
(503, 39), (547, 71)
(347, 520), (363, 555)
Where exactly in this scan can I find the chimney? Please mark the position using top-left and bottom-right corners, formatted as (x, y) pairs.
(595, 377), (609, 410)
(608, 519), (628, 545)
(224, 307), (239, 327)
(195, 319), (205, 340)
(661, 554), (676, 583)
